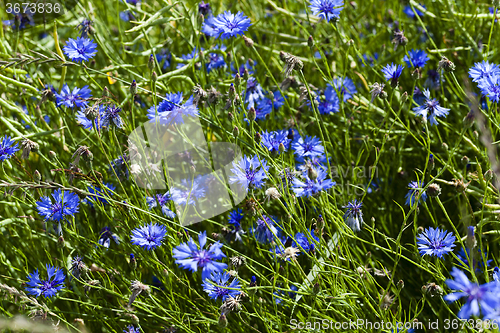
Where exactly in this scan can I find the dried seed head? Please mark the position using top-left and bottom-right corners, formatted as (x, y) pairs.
(207, 86), (222, 105)
(84, 103), (100, 120)
(72, 146), (93, 165)
(280, 246), (300, 260)
(438, 56), (455, 72)
(230, 256), (246, 269)
(129, 280), (150, 306)
(392, 30), (408, 50)
(422, 282), (443, 297)
(369, 82), (386, 102)
(453, 178), (470, 193)
(265, 187), (282, 201)
(20, 138), (39, 159)
(192, 84), (207, 105)
(280, 51), (304, 76)
(426, 183), (441, 198)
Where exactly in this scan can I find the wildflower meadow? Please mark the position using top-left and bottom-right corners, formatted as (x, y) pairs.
(2, 0), (500, 332)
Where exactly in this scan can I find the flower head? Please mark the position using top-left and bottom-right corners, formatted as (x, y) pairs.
(63, 37), (97, 63)
(403, 49), (429, 68)
(85, 183), (116, 206)
(309, 0), (344, 22)
(403, 4), (425, 18)
(170, 177), (206, 206)
(173, 231), (228, 280)
(228, 209), (245, 241)
(211, 11), (252, 40)
(252, 216), (280, 243)
(98, 226), (120, 248)
(202, 271), (241, 301)
(123, 326), (140, 333)
(26, 264), (65, 298)
(261, 130), (291, 154)
(206, 45), (226, 73)
(478, 75), (500, 103)
(412, 89), (450, 126)
(417, 227), (456, 258)
(101, 104), (124, 129)
(381, 63), (404, 86)
(316, 84), (340, 114)
(292, 136), (325, 161)
(146, 193), (176, 218)
(77, 19), (93, 38)
(292, 166), (335, 197)
(343, 199), (363, 232)
(55, 84), (92, 109)
(36, 190), (80, 221)
(147, 92), (199, 125)
(131, 222), (167, 250)
(229, 155), (269, 192)
(245, 77), (265, 109)
(293, 230), (319, 252)
(469, 60), (500, 83)
(332, 76), (357, 101)
(405, 180), (427, 206)
(444, 267), (499, 319)
(0, 136), (19, 161)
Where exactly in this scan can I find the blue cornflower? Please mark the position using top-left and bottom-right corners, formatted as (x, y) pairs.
(478, 75), (500, 103)
(316, 84), (340, 114)
(147, 92), (198, 125)
(292, 167), (335, 197)
(76, 109), (94, 130)
(63, 37), (97, 63)
(293, 230), (319, 253)
(405, 181), (427, 206)
(109, 154), (129, 179)
(417, 227), (456, 258)
(26, 264), (65, 298)
(0, 136), (19, 161)
(86, 183), (116, 205)
(211, 11), (252, 40)
(156, 49), (172, 71)
(146, 193), (176, 218)
(101, 104), (124, 129)
(123, 326), (140, 333)
(228, 209), (245, 241)
(381, 63), (404, 87)
(170, 177), (206, 206)
(309, 0), (344, 22)
(70, 256), (87, 280)
(332, 76), (357, 102)
(470, 61), (500, 83)
(202, 271), (241, 301)
(131, 222), (167, 250)
(292, 136), (325, 161)
(55, 84), (92, 109)
(403, 4), (425, 18)
(36, 190), (79, 221)
(119, 11), (135, 21)
(261, 130), (291, 154)
(245, 77), (265, 109)
(444, 267), (499, 319)
(412, 89), (450, 126)
(494, 267), (500, 283)
(252, 91), (285, 120)
(98, 226), (120, 248)
(3, 12), (35, 30)
(343, 199), (363, 232)
(201, 14), (220, 38)
(198, 1), (211, 16)
(229, 155), (270, 191)
(252, 216), (280, 243)
(403, 49), (429, 68)
(76, 19), (93, 38)
(206, 45), (226, 73)
(172, 231), (228, 280)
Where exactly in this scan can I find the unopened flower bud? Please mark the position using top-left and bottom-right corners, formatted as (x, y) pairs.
(233, 126), (239, 137)
(129, 253), (137, 270)
(130, 80), (137, 95)
(401, 91), (408, 103)
(307, 166), (318, 180)
(442, 142), (449, 150)
(429, 154), (435, 171)
(397, 280), (405, 290)
(427, 183), (441, 198)
(218, 314), (228, 327)
(102, 87), (109, 98)
(152, 71), (157, 83)
(34, 170), (41, 183)
(228, 112), (234, 122)
(308, 35), (314, 48)
(234, 73), (241, 87)
(466, 226), (476, 249)
(254, 132), (261, 144)
(243, 68), (249, 81)
(242, 35), (254, 47)
(278, 142), (285, 153)
(313, 282), (320, 294)
(247, 107), (256, 121)
(461, 155), (469, 165)
(438, 56), (455, 72)
(49, 151), (57, 160)
(485, 169), (494, 182)
(463, 110), (475, 128)
(148, 54), (155, 71)
(228, 83), (236, 99)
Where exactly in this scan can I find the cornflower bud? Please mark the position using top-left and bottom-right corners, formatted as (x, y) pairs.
(130, 80), (137, 95)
